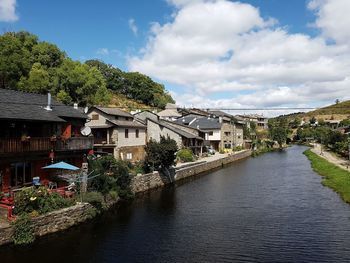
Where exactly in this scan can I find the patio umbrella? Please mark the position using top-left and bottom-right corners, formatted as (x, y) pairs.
(42, 161), (80, 171)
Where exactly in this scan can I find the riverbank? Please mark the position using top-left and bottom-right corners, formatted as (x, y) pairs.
(0, 150), (252, 247)
(304, 149), (350, 203)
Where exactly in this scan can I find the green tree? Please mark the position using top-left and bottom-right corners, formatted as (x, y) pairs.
(0, 32), (31, 88)
(31, 42), (65, 68)
(144, 136), (178, 172)
(18, 63), (50, 93)
(271, 126), (287, 149)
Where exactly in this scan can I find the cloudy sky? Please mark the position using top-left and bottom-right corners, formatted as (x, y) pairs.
(1, 0), (349, 115)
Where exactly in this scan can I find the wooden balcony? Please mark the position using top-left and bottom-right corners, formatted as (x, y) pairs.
(0, 137), (94, 154)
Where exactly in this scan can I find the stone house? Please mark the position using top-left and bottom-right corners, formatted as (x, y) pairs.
(86, 107), (146, 162)
(176, 112), (244, 151)
(134, 111), (204, 156)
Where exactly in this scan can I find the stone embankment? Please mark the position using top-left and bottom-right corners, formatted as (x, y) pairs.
(130, 150), (252, 194)
(0, 203), (94, 246)
(0, 150), (251, 246)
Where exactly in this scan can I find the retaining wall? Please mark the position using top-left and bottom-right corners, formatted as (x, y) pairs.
(130, 150), (252, 194)
(0, 202), (95, 246)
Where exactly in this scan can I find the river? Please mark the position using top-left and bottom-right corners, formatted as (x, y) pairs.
(1, 145), (350, 262)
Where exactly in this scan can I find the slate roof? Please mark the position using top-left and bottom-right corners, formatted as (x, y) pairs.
(148, 118), (203, 140)
(175, 116), (222, 130)
(0, 89), (87, 122)
(94, 106), (133, 118)
(209, 110), (233, 118)
(157, 109), (182, 118)
(107, 119), (146, 128)
(188, 117), (222, 130)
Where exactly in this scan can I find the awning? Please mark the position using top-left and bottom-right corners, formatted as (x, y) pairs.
(42, 161), (80, 171)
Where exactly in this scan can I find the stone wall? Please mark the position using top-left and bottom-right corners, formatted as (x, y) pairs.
(130, 171), (171, 194)
(175, 150), (251, 181)
(0, 202), (95, 246)
(130, 150), (252, 194)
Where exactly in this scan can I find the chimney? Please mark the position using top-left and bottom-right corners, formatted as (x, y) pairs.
(219, 116), (223, 123)
(44, 92), (52, 111)
(73, 103), (78, 110)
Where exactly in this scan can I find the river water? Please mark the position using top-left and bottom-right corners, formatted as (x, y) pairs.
(2, 146), (350, 262)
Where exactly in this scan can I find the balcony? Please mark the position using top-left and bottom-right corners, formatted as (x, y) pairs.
(0, 137), (94, 154)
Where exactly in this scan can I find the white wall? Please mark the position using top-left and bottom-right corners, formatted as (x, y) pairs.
(205, 130), (221, 141)
(116, 128), (146, 147)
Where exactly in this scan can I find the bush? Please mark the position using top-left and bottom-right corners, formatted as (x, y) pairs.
(232, 146), (243, 151)
(88, 155), (133, 199)
(12, 214), (35, 245)
(107, 190), (118, 201)
(83, 191), (106, 211)
(13, 187), (73, 215)
(144, 136), (178, 172)
(177, 148), (194, 162)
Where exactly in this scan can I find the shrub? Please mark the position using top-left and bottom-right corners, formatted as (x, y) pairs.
(219, 148), (225, 154)
(13, 187), (73, 215)
(83, 191), (106, 211)
(88, 155), (133, 199)
(177, 148), (194, 162)
(107, 190), (118, 201)
(144, 136), (178, 172)
(12, 214), (35, 245)
(232, 146), (243, 151)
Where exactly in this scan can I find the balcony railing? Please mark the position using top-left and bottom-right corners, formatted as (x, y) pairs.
(0, 137), (94, 154)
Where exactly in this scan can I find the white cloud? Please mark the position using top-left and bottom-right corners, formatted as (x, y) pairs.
(0, 0), (18, 22)
(128, 0), (350, 110)
(128, 18), (138, 36)
(96, 48), (109, 56)
(308, 0), (350, 45)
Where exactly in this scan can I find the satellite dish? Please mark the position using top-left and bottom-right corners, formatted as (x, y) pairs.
(80, 126), (91, 136)
(84, 107), (89, 114)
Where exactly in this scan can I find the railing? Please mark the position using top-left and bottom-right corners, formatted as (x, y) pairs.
(0, 137), (94, 154)
(57, 137), (94, 151)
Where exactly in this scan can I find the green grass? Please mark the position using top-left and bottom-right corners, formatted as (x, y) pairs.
(304, 149), (350, 203)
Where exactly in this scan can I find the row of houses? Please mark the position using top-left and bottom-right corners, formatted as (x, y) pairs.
(0, 89), (268, 192)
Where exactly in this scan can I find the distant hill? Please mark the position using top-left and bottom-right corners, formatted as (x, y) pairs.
(306, 100), (350, 119)
(274, 100), (350, 122)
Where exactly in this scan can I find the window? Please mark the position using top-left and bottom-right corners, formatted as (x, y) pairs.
(209, 131), (213, 136)
(126, 153), (133, 160)
(91, 114), (99, 120)
(125, 129), (129, 138)
(10, 162), (32, 187)
(224, 143), (231, 149)
(136, 129), (139, 138)
(224, 132), (231, 136)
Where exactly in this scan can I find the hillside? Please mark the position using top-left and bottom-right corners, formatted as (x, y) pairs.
(306, 100), (350, 120)
(0, 31), (174, 109)
(109, 93), (155, 111)
(274, 100), (350, 123)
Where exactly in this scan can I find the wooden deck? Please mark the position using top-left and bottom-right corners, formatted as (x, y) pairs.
(0, 137), (94, 154)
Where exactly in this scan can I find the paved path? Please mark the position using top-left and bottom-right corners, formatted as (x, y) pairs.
(176, 151), (249, 169)
(311, 143), (350, 171)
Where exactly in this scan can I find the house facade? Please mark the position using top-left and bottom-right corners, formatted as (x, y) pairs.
(177, 111), (244, 151)
(86, 107), (146, 162)
(134, 111), (204, 156)
(0, 89), (93, 192)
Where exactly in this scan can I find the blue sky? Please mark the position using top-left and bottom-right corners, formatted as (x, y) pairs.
(1, 0), (316, 69)
(1, 0), (350, 115)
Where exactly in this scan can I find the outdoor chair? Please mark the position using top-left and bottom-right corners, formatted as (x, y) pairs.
(32, 176), (41, 186)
